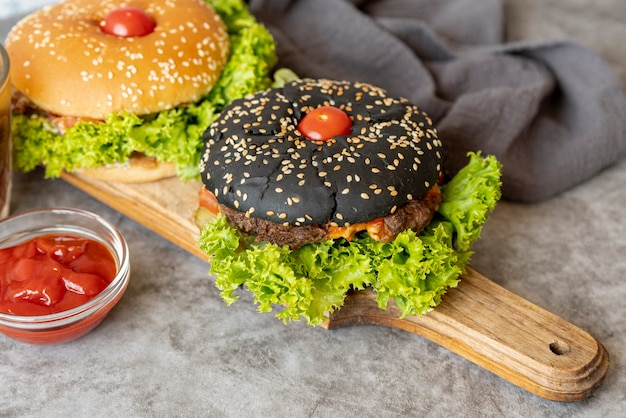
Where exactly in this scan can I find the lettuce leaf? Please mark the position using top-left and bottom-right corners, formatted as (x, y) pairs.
(12, 0), (278, 180)
(438, 153), (502, 251)
(198, 152), (503, 325)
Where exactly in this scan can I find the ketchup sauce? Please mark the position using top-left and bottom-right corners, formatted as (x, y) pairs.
(0, 234), (116, 316)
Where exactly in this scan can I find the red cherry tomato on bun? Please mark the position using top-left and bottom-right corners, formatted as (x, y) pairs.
(101, 7), (156, 38)
(298, 106), (352, 141)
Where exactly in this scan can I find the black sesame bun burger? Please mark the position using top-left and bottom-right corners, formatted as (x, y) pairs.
(200, 79), (444, 249)
(198, 78), (503, 326)
(7, 0), (277, 182)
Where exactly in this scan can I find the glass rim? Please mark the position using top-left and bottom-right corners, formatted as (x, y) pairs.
(0, 43), (9, 87)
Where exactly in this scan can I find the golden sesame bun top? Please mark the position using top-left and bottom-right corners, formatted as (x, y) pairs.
(6, 0), (230, 119)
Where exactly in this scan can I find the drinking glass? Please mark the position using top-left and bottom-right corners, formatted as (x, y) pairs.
(0, 43), (11, 219)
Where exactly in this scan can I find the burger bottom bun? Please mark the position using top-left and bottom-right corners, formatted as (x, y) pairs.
(74, 153), (177, 183)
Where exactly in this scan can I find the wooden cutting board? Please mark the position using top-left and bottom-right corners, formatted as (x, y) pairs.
(62, 173), (207, 260)
(62, 172), (610, 402)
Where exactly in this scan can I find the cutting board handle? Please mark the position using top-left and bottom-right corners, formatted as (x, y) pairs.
(323, 267), (610, 402)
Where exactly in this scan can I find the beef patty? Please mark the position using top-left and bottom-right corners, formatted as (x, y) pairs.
(220, 185), (442, 250)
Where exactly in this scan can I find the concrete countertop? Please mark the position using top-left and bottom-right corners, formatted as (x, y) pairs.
(2, 1), (625, 416)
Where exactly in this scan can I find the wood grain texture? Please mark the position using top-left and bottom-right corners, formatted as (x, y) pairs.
(323, 267), (610, 402)
(62, 173), (207, 260)
(62, 172), (609, 402)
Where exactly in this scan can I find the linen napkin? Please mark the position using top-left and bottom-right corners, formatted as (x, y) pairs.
(248, 0), (626, 202)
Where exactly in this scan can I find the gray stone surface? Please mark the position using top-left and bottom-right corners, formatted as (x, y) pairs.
(2, 0), (625, 416)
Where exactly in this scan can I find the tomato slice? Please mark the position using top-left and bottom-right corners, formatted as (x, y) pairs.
(198, 187), (220, 215)
(100, 7), (156, 37)
(297, 106), (352, 141)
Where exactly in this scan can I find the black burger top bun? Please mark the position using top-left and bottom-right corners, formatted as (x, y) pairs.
(200, 78), (443, 228)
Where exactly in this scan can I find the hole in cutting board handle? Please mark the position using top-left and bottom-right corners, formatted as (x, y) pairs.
(549, 340), (571, 355)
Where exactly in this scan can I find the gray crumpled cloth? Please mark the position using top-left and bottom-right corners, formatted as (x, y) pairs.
(248, 0), (626, 202)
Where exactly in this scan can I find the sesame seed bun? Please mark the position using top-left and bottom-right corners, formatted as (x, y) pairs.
(6, 0), (229, 119)
(201, 79), (443, 237)
(6, 0), (230, 182)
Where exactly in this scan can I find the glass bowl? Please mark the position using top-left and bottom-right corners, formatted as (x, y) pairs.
(0, 208), (130, 344)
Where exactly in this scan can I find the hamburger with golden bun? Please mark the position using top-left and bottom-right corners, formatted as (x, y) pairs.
(7, 0), (278, 182)
(197, 78), (503, 325)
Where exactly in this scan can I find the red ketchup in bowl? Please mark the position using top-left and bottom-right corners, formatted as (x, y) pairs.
(0, 208), (130, 345)
(0, 234), (116, 316)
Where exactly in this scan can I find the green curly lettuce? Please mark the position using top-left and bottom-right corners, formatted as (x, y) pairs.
(12, 0), (278, 179)
(198, 152), (502, 325)
(437, 153), (502, 251)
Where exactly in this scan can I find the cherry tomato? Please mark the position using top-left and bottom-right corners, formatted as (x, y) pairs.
(297, 106), (352, 141)
(100, 7), (156, 38)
